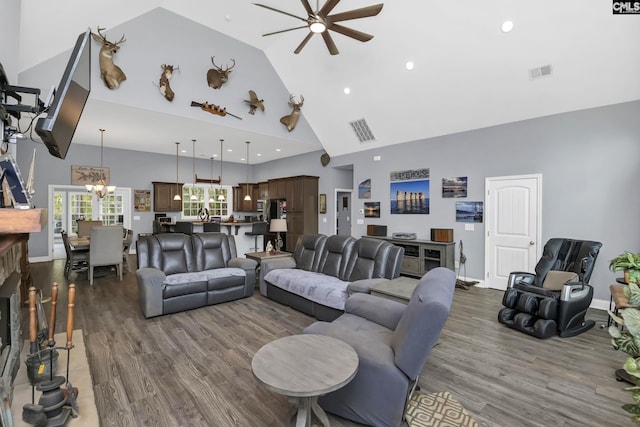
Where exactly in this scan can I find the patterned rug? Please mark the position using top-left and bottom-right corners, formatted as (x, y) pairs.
(406, 391), (479, 427)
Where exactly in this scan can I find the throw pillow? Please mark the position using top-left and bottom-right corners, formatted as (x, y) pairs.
(543, 271), (579, 290)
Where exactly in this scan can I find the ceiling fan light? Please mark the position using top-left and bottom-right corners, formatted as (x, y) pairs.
(309, 21), (326, 33)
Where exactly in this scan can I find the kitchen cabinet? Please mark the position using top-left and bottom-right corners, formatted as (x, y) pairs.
(152, 181), (183, 212)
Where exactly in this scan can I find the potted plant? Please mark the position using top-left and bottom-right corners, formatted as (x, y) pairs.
(610, 251), (640, 284)
(609, 283), (640, 422)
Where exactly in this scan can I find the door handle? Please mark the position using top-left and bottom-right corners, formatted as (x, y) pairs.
(529, 241), (535, 245)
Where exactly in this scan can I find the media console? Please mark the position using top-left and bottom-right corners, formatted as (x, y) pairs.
(368, 236), (455, 277)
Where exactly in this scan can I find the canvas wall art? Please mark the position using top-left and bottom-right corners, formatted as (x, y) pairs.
(456, 201), (483, 222)
(359, 179), (371, 199)
(364, 202), (380, 218)
(442, 176), (467, 198)
(390, 179), (429, 214)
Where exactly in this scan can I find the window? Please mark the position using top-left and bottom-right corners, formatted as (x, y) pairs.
(182, 184), (231, 219)
(100, 194), (125, 225)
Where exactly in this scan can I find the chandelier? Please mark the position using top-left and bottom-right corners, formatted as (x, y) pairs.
(86, 128), (116, 198)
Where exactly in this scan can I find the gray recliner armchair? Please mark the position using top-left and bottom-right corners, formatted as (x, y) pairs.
(303, 267), (456, 427)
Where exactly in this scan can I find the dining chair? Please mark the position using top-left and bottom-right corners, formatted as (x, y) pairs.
(122, 228), (133, 273)
(76, 220), (103, 237)
(89, 225), (124, 285)
(61, 230), (88, 279)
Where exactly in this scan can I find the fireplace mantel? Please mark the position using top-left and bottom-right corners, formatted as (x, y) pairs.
(0, 208), (47, 234)
(0, 208), (47, 304)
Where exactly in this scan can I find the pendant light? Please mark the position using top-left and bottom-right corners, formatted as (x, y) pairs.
(218, 139), (225, 201)
(208, 155), (215, 204)
(190, 139), (198, 201)
(173, 141), (181, 201)
(244, 141), (252, 202)
(86, 128), (116, 198)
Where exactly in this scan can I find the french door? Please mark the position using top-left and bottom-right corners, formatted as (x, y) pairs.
(49, 186), (131, 259)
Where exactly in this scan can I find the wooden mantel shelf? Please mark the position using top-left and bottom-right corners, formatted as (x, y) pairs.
(0, 208), (47, 234)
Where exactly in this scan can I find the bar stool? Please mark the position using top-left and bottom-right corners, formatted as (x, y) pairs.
(245, 222), (268, 252)
(203, 222), (220, 232)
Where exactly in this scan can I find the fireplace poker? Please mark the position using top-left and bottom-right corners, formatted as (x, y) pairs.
(64, 284), (79, 415)
(47, 283), (58, 382)
(22, 287), (47, 426)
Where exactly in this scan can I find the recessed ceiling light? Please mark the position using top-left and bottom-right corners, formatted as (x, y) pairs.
(225, 15), (232, 22)
(257, 153), (262, 156)
(501, 20), (514, 33)
(227, 149), (232, 152)
(181, 149), (187, 153)
(405, 61), (414, 71)
(343, 87), (351, 95)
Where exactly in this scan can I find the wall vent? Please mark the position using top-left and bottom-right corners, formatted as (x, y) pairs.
(529, 64), (553, 80)
(350, 118), (375, 143)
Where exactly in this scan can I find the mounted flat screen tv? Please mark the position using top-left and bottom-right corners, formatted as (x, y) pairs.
(35, 28), (91, 159)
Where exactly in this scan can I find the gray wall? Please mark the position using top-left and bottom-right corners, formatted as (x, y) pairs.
(330, 100), (640, 301)
(12, 100), (640, 301)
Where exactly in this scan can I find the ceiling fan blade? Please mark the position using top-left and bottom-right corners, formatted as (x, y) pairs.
(328, 4), (383, 23)
(321, 30), (339, 55)
(254, 3), (308, 23)
(300, 0), (314, 15)
(294, 32), (315, 54)
(263, 25), (308, 37)
(329, 23), (374, 42)
(319, 0), (341, 17)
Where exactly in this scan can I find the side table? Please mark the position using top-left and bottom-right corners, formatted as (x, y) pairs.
(252, 334), (358, 427)
(245, 251), (292, 264)
(370, 276), (419, 304)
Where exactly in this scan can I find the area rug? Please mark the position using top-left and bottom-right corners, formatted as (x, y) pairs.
(406, 391), (478, 427)
(12, 329), (99, 427)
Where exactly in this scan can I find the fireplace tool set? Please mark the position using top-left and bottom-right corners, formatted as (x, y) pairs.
(22, 283), (79, 427)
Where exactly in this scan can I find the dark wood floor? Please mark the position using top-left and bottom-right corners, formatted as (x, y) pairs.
(26, 256), (634, 427)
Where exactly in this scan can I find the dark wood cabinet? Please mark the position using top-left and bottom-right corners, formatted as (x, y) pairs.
(233, 183), (260, 211)
(152, 181), (183, 212)
(258, 182), (268, 200)
(282, 176), (318, 250)
(268, 179), (287, 200)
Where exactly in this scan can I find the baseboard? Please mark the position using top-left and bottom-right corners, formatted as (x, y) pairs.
(457, 276), (486, 288)
(590, 298), (610, 311)
(29, 256), (51, 263)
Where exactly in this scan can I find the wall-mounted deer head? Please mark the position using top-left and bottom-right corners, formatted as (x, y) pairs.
(206, 56), (235, 90)
(280, 94), (304, 132)
(158, 64), (179, 102)
(91, 27), (127, 90)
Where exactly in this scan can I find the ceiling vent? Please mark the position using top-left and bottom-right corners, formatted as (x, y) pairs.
(350, 118), (375, 143)
(529, 64), (553, 80)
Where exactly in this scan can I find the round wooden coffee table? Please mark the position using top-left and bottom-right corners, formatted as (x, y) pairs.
(252, 334), (358, 427)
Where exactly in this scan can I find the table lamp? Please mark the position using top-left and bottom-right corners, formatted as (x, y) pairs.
(270, 219), (287, 252)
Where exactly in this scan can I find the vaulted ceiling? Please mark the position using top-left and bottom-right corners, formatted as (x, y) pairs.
(14, 0), (640, 164)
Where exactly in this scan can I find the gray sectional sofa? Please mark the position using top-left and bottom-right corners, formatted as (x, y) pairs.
(259, 234), (404, 321)
(136, 232), (257, 318)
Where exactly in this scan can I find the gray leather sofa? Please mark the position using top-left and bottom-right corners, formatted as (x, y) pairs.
(136, 233), (257, 318)
(304, 267), (456, 427)
(260, 234), (404, 321)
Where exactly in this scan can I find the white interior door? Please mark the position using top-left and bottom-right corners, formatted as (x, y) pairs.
(485, 174), (542, 290)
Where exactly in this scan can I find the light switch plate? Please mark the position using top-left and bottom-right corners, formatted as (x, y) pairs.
(464, 223), (475, 231)
(356, 219), (364, 225)
(133, 215), (140, 221)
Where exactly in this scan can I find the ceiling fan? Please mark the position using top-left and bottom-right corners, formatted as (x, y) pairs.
(254, 0), (384, 55)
